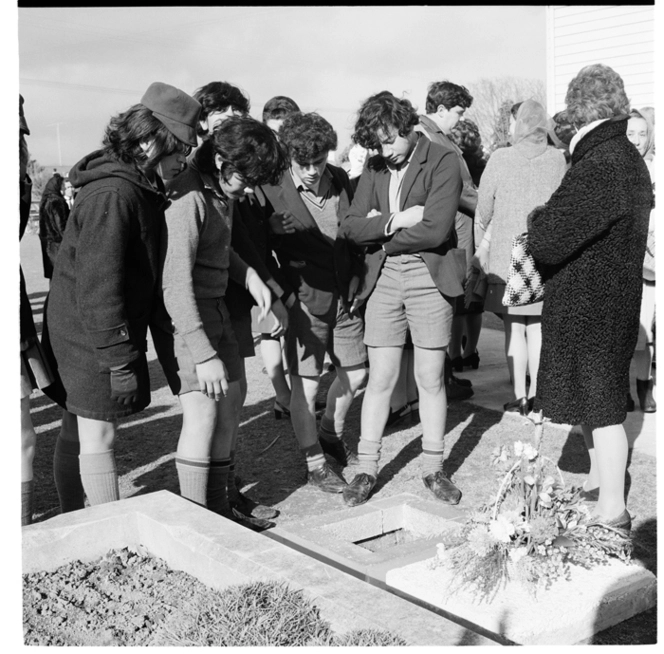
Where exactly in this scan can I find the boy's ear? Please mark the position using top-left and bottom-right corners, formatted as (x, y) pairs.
(214, 153), (224, 171)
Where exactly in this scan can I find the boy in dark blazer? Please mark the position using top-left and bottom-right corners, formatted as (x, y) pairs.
(263, 112), (368, 494)
(338, 91), (464, 507)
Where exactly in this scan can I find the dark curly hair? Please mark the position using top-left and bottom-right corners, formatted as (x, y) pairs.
(279, 112), (337, 164)
(210, 116), (287, 187)
(103, 104), (190, 170)
(193, 81), (250, 137)
(352, 91), (419, 151)
(262, 96), (301, 123)
(425, 81), (473, 114)
(565, 63), (630, 128)
(449, 118), (487, 186)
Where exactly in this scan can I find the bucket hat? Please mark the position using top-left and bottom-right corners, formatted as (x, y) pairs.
(140, 82), (201, 147)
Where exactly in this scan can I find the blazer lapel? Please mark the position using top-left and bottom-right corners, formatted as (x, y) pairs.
(279, 173), (319, 231)
(376, 168), (390, 214)
(399, 135), (428, 210)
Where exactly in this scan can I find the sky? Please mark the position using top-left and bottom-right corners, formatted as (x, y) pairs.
(18, 5), (546, 167)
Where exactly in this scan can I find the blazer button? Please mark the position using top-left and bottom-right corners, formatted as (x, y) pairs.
(120, 329), (127, 336)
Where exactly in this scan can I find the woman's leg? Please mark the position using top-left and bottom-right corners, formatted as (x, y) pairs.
(504, 315), (528, 399)
(261, 336), (291, 408)
(525, 316), (542, 398)
(21, 396), (37, 525)
(580, 424), (600, 491)
(582, 423), (629, 519)
(461, 312), (483, 360)
(76, 416), (120, 506)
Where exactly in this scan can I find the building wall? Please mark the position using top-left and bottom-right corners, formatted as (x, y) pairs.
(546, 5), (654, 115)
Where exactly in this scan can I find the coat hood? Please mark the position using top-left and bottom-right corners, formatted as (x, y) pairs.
(68, 149), (164, 198)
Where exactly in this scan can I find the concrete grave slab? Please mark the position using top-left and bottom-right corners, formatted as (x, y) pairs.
(271, 493), (466, 583)
(22, 490), (498, 646)
(386, 554), (657, 645)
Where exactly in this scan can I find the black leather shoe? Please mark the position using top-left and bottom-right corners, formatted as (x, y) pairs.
(423, 471), (462, 504)
(307, 463), (347, 493)
(385, 403), (411, 427)
(230, 493), (279, 520)
(342, 473), (376, 507)
(451, 374), (472, 388)
(450, 356), (464, 372)
(504, 397), (528, 416)
(319, 436), (357, 467)
(231, 507), (275, 531)
(463, 351), (480, 370)
(447, 378), (474, 401)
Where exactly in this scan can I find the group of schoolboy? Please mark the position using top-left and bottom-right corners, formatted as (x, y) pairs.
(41, 78), (481, 530)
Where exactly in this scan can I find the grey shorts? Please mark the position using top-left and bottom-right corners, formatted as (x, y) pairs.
(286, 296), (367, 377)
(173, 297), (243, 394)
(364, 254), (454, 349)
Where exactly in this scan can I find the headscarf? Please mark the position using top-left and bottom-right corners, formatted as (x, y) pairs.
(41, 174), (65, 201)
(512, 99), (554, 146)
(630, 108), (655, 162)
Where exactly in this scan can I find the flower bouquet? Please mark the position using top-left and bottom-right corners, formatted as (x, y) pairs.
(431, 419), (633, 602)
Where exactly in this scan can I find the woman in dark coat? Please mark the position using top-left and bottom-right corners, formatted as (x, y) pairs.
(527, 64), (652, 532)
(38, 173), (70, 279)
(41, 82), (200, 512)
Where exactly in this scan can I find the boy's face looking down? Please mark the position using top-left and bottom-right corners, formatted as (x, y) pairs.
(214, 153), (249, 200)
(201, 107), (245, 135)
(376, 127), (417, 168)
(291, 152), (328, 190)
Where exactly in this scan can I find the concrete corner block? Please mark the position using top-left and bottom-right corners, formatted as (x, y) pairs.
(386, 556), (657, 645)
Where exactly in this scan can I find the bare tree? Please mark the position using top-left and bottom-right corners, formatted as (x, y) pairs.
(465, 77), (545, 156)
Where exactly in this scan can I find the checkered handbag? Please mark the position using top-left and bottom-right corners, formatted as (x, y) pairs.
(502, 233), (544, 307)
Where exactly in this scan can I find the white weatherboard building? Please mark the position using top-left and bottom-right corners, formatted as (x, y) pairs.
(546, 5), (655, 115)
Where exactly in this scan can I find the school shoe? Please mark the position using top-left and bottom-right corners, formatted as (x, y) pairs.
(463, 351), (480, 370)
(230, 507), (275, 532)
(342, 473), (376, 507)
(451, 374), (472, 388)
(229, 490), (279, 520)
(504, 397), (528, 417)
(636, 378), (657, 412)
(319, 436), (357, 467)
(423, 471), (462, 505)
(446, 377), (474, 402)
(450, 356), (464, 372)
(307, 463), (347, 493)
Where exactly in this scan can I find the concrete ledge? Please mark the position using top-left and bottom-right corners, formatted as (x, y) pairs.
(22, 491), (497, 646)
(386, 555), (657, 645)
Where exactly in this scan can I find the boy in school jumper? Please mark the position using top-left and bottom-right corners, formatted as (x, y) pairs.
(262, 112), (368, 494)
(338, 91), (464, 507)
(161, 116), (287, 529)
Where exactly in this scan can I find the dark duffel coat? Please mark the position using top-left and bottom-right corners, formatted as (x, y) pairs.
(41, 150), (169, 420)
(528, 116), (653, 427)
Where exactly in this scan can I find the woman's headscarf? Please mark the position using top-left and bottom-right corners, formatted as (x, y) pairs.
(631, 108), (655, 161)
(512, 99), (555, 146)
(42, 174), (64, 198)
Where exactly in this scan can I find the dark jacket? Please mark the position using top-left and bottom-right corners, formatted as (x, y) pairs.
(41, 150), (169, 420)
(528, 116), (653, 427)
(38, 176), (70, 279)
(262, 164), (356, 316)
(338, 134), (465, 311)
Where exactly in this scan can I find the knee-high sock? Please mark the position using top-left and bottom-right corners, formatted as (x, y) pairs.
(21, 480), (33, 526)
(301, 442), (326, 472)
(207, 458), (231, 515)
(53, 437), (85, 513)
(79, 450), (119, 506)
(175, 456), (209, 507)
(420, 438), (445, 477)
(319, 414), (344, 442)
(356, 439), (382, 477)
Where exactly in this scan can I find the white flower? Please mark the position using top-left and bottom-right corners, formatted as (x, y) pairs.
(514, 441), (538, 460)
(435, 543), (447, 561)
(489, 516), (516, 543)
(514, 441), (525, 457)
(509, 547), (528, 563)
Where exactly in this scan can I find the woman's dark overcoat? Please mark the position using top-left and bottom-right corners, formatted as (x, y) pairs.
(41, 150), (168, 420)
(38, 175), (70, 279)
(527, 116), (653, 427)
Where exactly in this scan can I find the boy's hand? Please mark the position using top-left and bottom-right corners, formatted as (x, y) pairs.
(195, 356), (228, 401)
(246, 268), (272, 322)
(268, 298), (289, 338)
(392, 205), (424, 230)
(268, 210), (297, 235)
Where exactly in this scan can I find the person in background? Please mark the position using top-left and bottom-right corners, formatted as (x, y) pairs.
(263, 111), (367, 494)
(161, 116), (286, 529)
(188, 81), (289, 521)
(339, 91), (463, 507)
(40, 82), (200, 513)
(263, 95), (301, 136)
(38, 172), (70, 280)
(528, 64), (652, 532)
(626, 107), (656, 413)
(418, 80), (481, 392)
(475, 100), (566, 416)
(20, 94), (55, 525)
(449, 117), (487, 187)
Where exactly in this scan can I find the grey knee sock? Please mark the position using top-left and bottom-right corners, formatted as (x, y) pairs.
(207, 459), (231, 516)
(21, 479), (33, 526)
(356, 439), (381, 477)
(79, 451), (120, 506)
(53, 437), (85, 513)
(175, 456), (210, 507)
